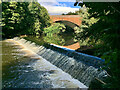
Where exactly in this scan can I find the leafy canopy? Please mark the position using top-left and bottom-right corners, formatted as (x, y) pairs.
(2, 1), (51, 38)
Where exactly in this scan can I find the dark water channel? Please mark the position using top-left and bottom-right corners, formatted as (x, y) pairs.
(25, 33), (76, 46)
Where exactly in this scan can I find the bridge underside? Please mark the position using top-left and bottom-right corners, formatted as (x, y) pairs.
(55, 20), (79, 29)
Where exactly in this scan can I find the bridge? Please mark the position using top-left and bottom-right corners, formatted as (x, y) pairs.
(50, 15), (82, 27)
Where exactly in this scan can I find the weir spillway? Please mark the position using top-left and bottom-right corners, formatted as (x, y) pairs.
(2, 37), (107, 88)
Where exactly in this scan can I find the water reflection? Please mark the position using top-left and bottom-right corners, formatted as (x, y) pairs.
(24, 32), (75, 47)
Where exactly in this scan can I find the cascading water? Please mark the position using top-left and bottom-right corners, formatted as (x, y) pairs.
(12, 37), (107, 87)
(2, 39), (88, 88)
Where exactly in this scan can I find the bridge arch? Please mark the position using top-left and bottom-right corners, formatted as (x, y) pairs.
(55, 20), (79, 29)
(50, 15), (82, 26)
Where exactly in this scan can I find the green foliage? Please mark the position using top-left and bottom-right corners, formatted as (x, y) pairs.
(43, 23), (66, 45)
(76, 2), (120, 88)
(43, 35), (65, 45)
(28, 2), (51, 36)
(62, 12), (78, 15)
(44, 23), (66, 36)
(83, 3), (120, 49)
(2, 2), (31, 38)
(24, 35), (45, 46)
(74, 5), (99, 45)
(62, 9), (82, 15)
(2, 2), (51, 38)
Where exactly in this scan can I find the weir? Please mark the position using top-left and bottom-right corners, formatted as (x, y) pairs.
(13, 37), (107, 87)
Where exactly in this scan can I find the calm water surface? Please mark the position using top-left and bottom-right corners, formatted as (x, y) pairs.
(24, 33), (76, 47)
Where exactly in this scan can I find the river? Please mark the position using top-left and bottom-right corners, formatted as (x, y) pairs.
(2, 39), (87, 88)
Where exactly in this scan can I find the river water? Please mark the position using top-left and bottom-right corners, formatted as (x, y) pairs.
(2, 39), (87, 88)
(24, 33), (76, 46)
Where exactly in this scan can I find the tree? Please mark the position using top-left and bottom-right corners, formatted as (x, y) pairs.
(28, 2), (51, 36)
(74, 5), (98, 46)
(43, 23), (66, 45)
(76, 2), (120, 88)
(61, 10), (82, 15)
(2, 2), (32, 38)
(84, 3), (120, 49)
(2, 1), (51, 38)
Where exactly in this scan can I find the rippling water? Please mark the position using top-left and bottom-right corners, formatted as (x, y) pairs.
(2, 39), (87, 89)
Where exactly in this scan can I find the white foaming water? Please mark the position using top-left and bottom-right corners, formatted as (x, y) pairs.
(9, 38), (88, 89)
(31, 57), (87, 88)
